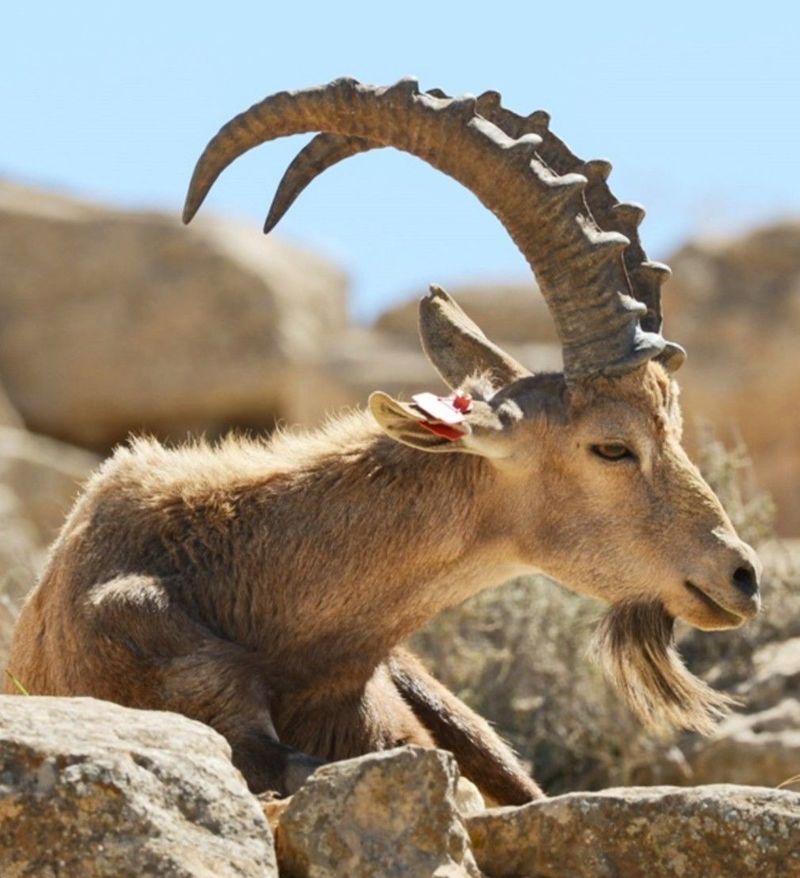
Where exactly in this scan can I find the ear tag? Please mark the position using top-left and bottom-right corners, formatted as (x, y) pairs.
(411, 392), (466, 425)
(418, 421), (465, 441)
(452, 393), (473, 413)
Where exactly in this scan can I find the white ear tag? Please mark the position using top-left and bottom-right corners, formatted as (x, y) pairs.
(411, 392), (465, 425)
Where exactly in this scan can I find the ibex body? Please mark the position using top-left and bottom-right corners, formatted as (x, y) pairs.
(6, 78), (761, 803)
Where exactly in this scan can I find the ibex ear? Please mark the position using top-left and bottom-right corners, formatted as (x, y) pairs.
(368, 390), (518, 457)
(369, 391), (463, 453)
(419, 285), (531, 391)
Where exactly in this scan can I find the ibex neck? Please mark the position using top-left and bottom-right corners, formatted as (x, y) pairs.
(240, 416), (524, 686)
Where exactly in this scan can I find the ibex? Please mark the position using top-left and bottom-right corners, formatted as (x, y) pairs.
(6, 78), (761, 805)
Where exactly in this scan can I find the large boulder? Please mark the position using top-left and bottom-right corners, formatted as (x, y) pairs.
(467, 785), (800, 878)
(0, 180), (348, 450)
(0, 696), (277, 877)
(275, 746), (481, 878)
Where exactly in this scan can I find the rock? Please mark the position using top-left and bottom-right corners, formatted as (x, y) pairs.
(0, 695), (277, 877)
(0, 180), (348, 450)
(454, 777), (486, 818)
(686, 700), (800, 788)
(467, 785), (800, 878)
(0, 482), (41, 609)
(275, 746), (481, 878)
(0, 427), (97, 544)
(259, 795), (291, 834)
(0, 384), (22, 429)
(745, 636), (800, 711)
(0, 427), (98, 671)
(291, 328), (443, 422)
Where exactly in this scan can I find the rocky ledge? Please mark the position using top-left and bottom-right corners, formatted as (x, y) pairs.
(1, 696), (798, 877)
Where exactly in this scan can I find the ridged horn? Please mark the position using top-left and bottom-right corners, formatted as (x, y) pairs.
(263, 87), (450, 233)
(264, 133), (375, 234)
(183, 76), (669, 380)
(256, 87), (686, 372)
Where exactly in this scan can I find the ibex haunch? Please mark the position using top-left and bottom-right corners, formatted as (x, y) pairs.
(6, 78), (761, 804)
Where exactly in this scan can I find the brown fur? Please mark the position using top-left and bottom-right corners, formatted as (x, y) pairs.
(5, 353), (759, 801)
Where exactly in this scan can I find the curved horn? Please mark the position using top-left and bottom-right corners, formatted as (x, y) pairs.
(260, 90), (685, 372)
(263, 86), (449, 234)
(264, 133), (375, 233)
(183, 77), (668, 380)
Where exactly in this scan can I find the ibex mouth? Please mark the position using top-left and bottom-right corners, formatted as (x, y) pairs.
(683, 581), (744, 627)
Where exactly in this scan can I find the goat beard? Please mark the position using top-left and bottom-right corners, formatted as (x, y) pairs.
(593, 602), (735, 736)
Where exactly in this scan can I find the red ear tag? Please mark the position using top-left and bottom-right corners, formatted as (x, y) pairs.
(452, 393), (472, 413)
(419, 421), (465, 441)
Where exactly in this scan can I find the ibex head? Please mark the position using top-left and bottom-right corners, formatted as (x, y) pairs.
(183, 78), (761, 731)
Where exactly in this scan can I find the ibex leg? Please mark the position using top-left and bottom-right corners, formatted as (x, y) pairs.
(388, 647), (544, 804)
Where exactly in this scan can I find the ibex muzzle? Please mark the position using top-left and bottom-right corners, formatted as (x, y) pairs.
(6, 78), (761, 801)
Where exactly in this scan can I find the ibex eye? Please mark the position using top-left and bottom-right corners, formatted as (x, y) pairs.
(591, 443), (635, 462)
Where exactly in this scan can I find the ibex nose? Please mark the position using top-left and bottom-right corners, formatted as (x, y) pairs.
(731, 562), (760, 598)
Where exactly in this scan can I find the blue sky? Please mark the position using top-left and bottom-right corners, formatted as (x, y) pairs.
(4, 2), (799, 319)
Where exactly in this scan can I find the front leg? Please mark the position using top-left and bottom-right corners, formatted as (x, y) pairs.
(388, 648), (543, 805)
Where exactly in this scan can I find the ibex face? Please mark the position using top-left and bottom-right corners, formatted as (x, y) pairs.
(182, 76), (762, 730)
(488, 366), (760, 631)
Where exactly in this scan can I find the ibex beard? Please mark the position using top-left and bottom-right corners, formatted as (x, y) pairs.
(594, 603), (736, 736)
(5, 78), (762, 804)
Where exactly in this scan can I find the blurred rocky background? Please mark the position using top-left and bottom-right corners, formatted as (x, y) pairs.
(1, 178), (798, 797)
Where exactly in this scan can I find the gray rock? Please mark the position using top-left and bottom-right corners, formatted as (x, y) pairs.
(454, 777), (486, 819)
(0, 696), (277, 877)
(467, 784), (800, 878)
(276, 746), (481, 878)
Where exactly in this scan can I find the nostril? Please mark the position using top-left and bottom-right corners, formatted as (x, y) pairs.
(732, 564), (759, 597)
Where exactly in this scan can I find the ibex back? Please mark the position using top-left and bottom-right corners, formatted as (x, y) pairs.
(6, 78), (761, 804)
